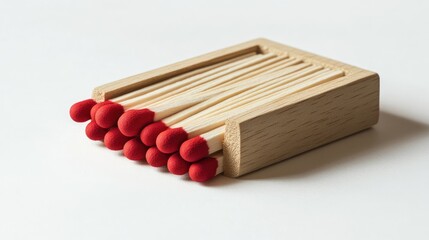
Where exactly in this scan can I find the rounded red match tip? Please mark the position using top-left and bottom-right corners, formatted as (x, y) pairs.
(85, 120), (109, 141)
(188, 157), (218, 182)
(167, 153), (191, 175)
(156, 127), (188, 154)
(180, 136), (209, 162)
(95, 102), (124, 128)
(118, 109), (155, 137)
(90, 101), (113, 120)
(146, 147), (170, 167)
(70, 99), (96, 122)
(140, 121), (168, 146)
(104, 127), (131, 151)
(123, 138), (148, 161)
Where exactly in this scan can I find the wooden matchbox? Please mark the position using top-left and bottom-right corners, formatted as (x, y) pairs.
(92, 38), (380, 177)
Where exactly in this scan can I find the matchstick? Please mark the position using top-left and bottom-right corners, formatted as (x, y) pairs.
(177, 65), (323, 127)
(94, 53), (277, 128)
(111, 52), (257, 103)
(179, 126), (225, 162)
(154, 65), (325, 150)
(116, 55), (290, 136)
(140, 62), (311, 146)
(88, 58), (298, 142)
(69, 53), (256, 123)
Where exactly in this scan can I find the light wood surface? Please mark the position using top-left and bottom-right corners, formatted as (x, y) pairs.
(202, 126), (225, 155)
(92, 38), (379, 178)
(118, 54), (266, 108)
(110, 53), (255, 103)
(92, 40), (263, 101)
(223, 39), (379, 177)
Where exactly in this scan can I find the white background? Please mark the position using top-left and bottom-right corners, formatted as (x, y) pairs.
(1, 0), (429, 239)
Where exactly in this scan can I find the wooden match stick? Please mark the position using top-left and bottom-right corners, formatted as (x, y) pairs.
(70, 54), (256, 123)
(117, 56), (298, 136)
(86, 53), (261, 124)
(109, 54), (299, 137)
(113, 53), (276, 107)
(139, 61), (311, 146)
(110, 52), (257, 103)
(176, 64), (323, 127)
(206, 57), (302, 93)
(109, 54), (294, 137)
(94, 53), (277, 128)
(156, 69), (345, 154)
(179, 126), (224, 162)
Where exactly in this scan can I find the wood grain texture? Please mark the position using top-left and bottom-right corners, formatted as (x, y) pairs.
(92, 40), (263, 102)
(223, 66), (379, 177)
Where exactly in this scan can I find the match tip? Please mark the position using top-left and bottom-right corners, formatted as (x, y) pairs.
(70, 99), (96, 122)
(123, 138), (148, 161)
(146, 147), (170, 167)
(180, 136), (209, 162)
(156, 128), (188, 154)
(95, 102), (124, 128)
(90, 101), (113, 120)
(140, 121), (168, 146)
(188, 157), (218, 182)
(104, 127), (131, 150)
(85, 120), (109, 141)
(167, 153), (191, 175)
(118, 109), (155, 137)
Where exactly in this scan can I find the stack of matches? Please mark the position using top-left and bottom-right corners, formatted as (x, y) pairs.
(70, 52), (344, 182)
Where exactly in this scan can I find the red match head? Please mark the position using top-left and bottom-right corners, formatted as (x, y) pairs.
(167, 153), (191, 175)
(180, 136), (209, 162)
(140, 121), (168, 146)
(188, 157), (219, 182)
(95, 102), (124, 128)
(69, 99), (96, 122)
(104, 127), (131, 150)
(85, 120), (109, 141)
(90, 101), (113, 120)
(123, 138), (148, 161)
(156, 127), (188, 154)
(146, 147), (170, 167)
(117, 109), (155, 137)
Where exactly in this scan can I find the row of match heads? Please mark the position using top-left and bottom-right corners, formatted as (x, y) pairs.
(70, 99), (223, 182)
